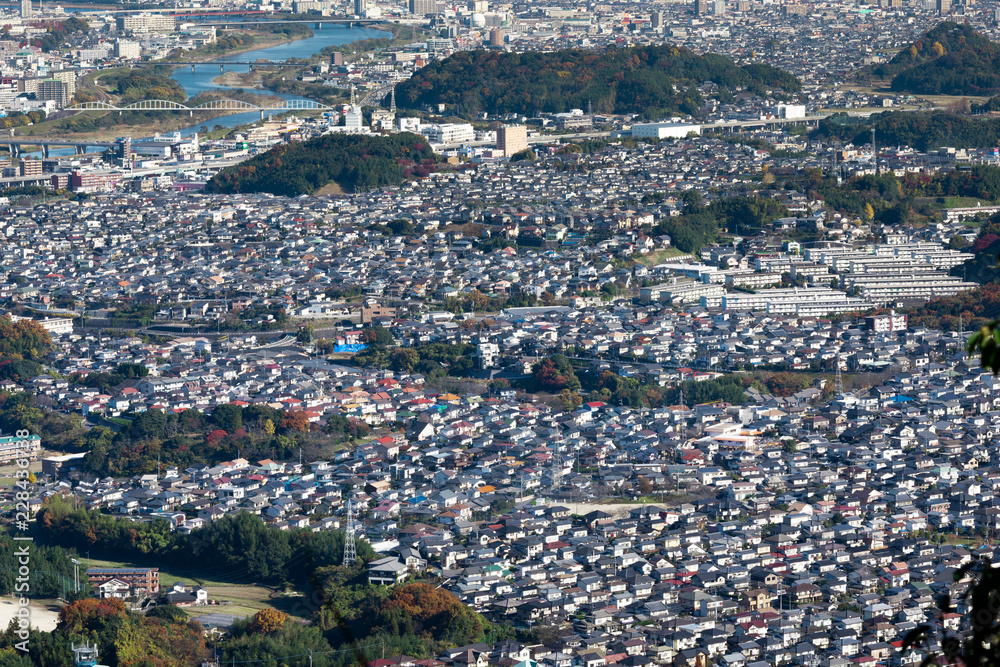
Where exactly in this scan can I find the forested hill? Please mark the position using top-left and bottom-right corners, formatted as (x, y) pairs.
(206, 132), (437, 196)
(395, 45), (801, 117)
(811, 110), (1000, 152)
(868, 22), (1000, 95)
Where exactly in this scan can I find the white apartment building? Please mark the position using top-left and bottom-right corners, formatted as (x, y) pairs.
(422, 123), (475, 145)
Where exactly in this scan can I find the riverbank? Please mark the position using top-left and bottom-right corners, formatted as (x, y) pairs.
(10, 114), (230, 143)
(213, 71), (264, 88)
(167, 30), (313, 64)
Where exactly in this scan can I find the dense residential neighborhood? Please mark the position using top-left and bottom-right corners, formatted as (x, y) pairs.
(15, 305), (1000, 667)
(5, 170), (1000, 666)
(6, 0), (1000, 662)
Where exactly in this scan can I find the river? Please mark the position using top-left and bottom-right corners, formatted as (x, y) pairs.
(43, 24), (389, 156)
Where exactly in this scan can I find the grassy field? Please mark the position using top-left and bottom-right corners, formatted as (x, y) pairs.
(84, 557), (314, 622)
(634, 247), (689, 266)
(920, 196), (996, 209)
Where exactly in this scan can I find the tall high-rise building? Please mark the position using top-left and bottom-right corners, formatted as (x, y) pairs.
(712, 0), (726, 14)
(117, 137), (132, 162)
(489, 27), (504, 46)
(354, 0), (367, 16)
(409, 0), (437, 14)
(497, 125), (527, 158)
(343, 105), (364, 129)
(936, 0), (951, 14)
(114, 40), (142, 59)
(19, 159), (42, 177)
(19, 0), (30, 19)
(38, 79), (72, 107)
(694, 0), (710, 15)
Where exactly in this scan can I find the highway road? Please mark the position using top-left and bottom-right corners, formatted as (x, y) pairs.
(431, 111), (889, 151)
(0, 155), (252, 188)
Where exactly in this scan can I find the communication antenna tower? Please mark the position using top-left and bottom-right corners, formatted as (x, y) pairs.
(73, 643), (99, 667)
(343, 499), (357, 566)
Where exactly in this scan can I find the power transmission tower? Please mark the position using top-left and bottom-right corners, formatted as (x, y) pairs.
(390, 85), (397, 114)
(343, 499), (357, 567)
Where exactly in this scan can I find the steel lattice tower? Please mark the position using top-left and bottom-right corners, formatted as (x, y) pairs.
(343, 499), (357, 567)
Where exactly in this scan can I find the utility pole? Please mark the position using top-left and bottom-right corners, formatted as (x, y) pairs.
(835, 353), (844, 395)
(871, 127), (878, 176)
(70, 558), (80, 593)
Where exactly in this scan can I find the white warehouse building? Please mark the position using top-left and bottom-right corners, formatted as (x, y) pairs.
(630, 122), (702, 139)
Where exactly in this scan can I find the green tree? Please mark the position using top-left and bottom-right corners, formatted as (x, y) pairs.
(361, 326), (394, 348)
(211, 404), (243, 432)
(296, 325), (315, 343)
(390, 348), (419, 373)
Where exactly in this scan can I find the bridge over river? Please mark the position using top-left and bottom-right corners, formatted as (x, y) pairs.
(64, 97), (340, 121)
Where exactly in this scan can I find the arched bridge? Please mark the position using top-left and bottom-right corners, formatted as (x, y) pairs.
(64, 98), (335, 120)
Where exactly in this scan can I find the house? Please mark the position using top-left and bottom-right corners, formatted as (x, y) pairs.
(166, 581), (209, 605)
(368, 556), (409, 585)
(97, 578), (130, 599)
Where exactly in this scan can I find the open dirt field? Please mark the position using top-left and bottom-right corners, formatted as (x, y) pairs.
(0, 598), (61, 632)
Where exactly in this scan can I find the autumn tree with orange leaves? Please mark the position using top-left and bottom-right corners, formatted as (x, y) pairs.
(281, 411), (310, 433)
(58, 597), (128, 633)
(248, 608), (289, 634)
(54, 597), (209, 666)
(377, 583), (485, 645)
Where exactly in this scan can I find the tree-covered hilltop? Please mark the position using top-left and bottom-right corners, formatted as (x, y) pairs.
(206, 132), (438, 196)
(810, 110), (1000, 151)
(866, 22), (1000, 95)
(396, 45), (801, 117)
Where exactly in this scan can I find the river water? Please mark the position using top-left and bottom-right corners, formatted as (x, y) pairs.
(45, 24), (388, 156)
(169, 24), (389, 134)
